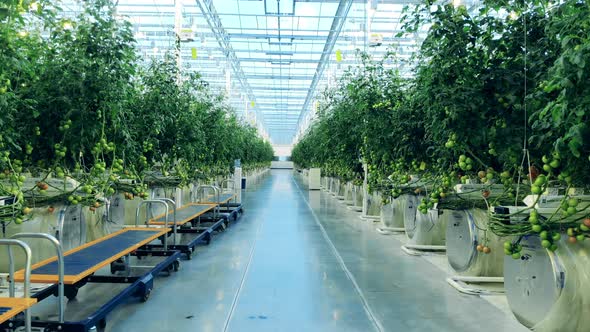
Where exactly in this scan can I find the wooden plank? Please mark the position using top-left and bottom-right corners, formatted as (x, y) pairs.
(0, 298), (37, 324)
(13, 228), (169, 284)
(148, 203), (216, 226)
(203, 194), (235, 204)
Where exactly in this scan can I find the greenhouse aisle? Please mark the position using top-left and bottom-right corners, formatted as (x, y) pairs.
(107, 169), (528, 332)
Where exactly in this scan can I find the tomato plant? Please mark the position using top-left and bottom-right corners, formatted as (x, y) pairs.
(0, 0), (273, 226)
(293, 0), (590, 252)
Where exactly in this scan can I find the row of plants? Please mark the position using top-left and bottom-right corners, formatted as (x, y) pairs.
(0, 0), (273, 225)
(292, 0), (590, 255)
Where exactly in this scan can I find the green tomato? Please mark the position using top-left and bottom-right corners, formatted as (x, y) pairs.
(552, 233), (561, 241)
(549, 159), (560, 168)
(512, 253), (521, 260)
(568, 198), (578, 207)
(503, 241), (512, 250)
(549, 244), (558, 252)
(540, 231), (548, 240)
(567, 206), (577, 215)
(534, 175), (546, 186)
(541, 240), (551, 248)
(580, 224), (590, 232)
(567, 228), (575, 237)
(504, 248), (512, 255)
(577, 234), (586, 242)
(561, 201), (569, 210)
(543, 164), (552, 172)
(531, 185), (542, 195)
(532, 224), (542, 233)
(529, 215), (539, 224)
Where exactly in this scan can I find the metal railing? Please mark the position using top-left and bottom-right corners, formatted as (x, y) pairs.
(1, 239), (33, 332)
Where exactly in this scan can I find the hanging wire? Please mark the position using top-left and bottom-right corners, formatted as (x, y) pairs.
(515, 7), (530, 207)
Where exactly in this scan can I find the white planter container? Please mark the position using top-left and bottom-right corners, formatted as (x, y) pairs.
(344, 182), (354, 205)
(308, 168), (321, 190)
(380, 199), (404, 229)
(330, 178), (340, 196)
(400, 195), (446, 245)
(365, 191), (382, 218)
(351, 185), (363, 211)
(336, 181), (346, 199)
(504, 236), (590, 331)
(445, 209), (503, 276)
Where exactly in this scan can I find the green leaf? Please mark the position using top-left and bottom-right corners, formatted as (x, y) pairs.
(568, 139), (582, 158)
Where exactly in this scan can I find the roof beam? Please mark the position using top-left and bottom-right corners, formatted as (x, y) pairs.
(296, 0), (353, 137)
(251, 87), (310, 92)
(194, 0), (266, 127)
(244, 74), (313, 80)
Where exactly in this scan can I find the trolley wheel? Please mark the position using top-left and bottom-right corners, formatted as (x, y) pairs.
(173, 259), (180, 272)
(185, 251), (192, 260)
(110, 258), (126, 274)
(141, 289), (151, 302)
(65, 287), (79, 301)
(95, 318), (107, 331)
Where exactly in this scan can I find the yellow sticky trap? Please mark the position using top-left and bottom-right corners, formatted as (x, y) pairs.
(335, 49), (342, 62)
(250, 101), (255, 108)
(191, 47), (197, 59)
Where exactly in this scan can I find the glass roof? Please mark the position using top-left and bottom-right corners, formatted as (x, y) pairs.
(61, 0), (431, 145)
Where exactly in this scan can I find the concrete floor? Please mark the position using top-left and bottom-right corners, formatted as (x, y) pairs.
(103, 169), (528, 332)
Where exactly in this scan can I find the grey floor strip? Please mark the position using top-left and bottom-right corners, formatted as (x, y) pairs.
(292, 177), (384, 332)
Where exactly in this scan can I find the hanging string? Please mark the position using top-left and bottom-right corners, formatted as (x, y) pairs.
(515, 8), (530, 207)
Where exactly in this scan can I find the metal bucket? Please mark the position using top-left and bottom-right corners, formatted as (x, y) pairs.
(504, 236), (590, 331)
(445, 209), (503, 276)
(401, 195), (446, 245)
(380, 199), (404, 229)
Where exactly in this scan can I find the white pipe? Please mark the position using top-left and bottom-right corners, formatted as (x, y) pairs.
(404, 244), (446, 250)
(401, 244), (446, 256)
(453, 276), (504, 283)
(376, 227), (405, 235)
(446, 276), (505, 296)
(359, 215), (380, 221)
